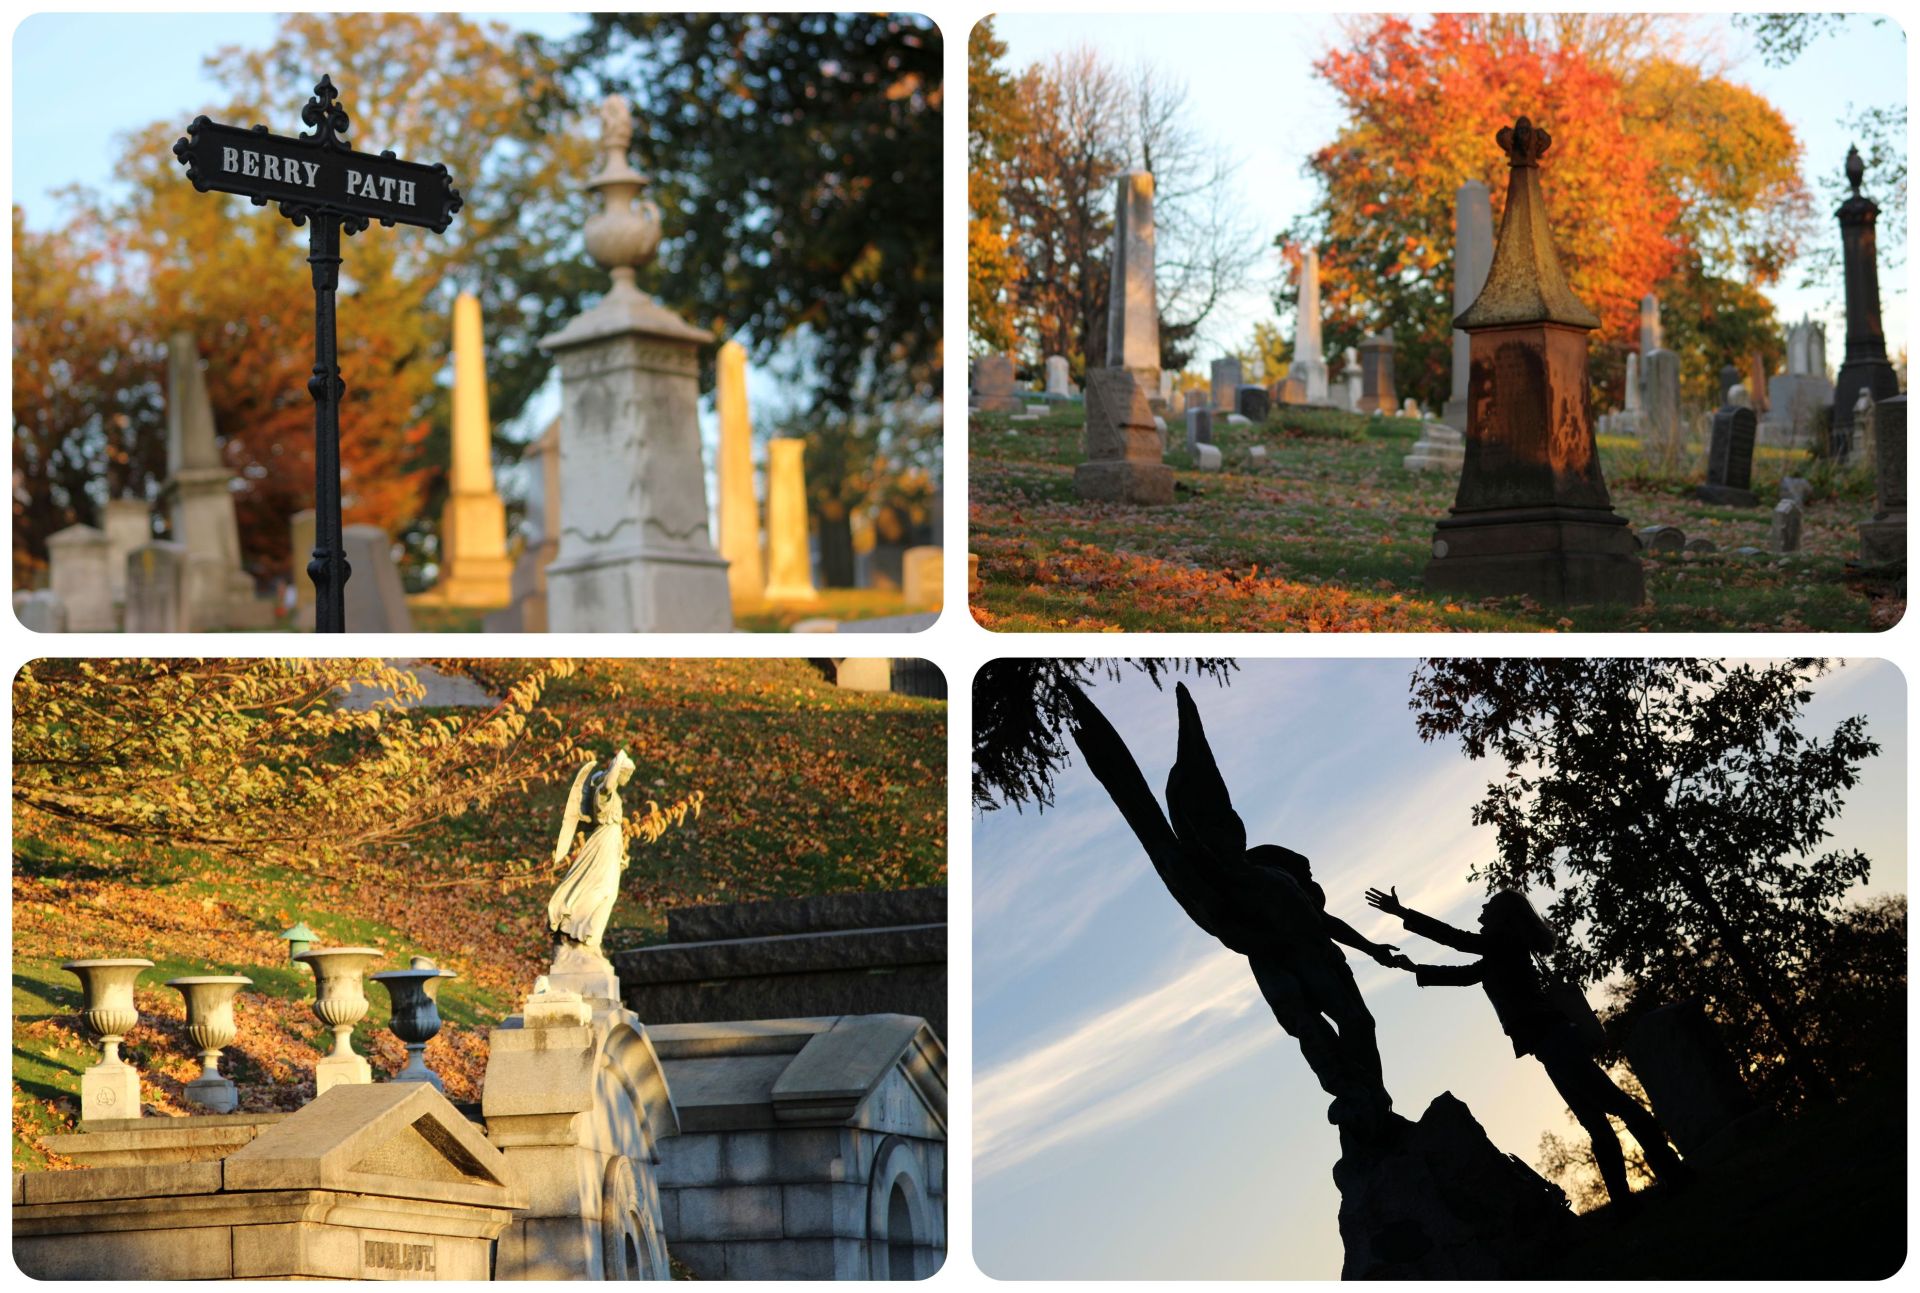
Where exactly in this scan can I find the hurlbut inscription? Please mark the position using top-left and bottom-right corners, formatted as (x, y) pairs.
(364, 1239), (437, 1273)
(173, 74), (461, 632)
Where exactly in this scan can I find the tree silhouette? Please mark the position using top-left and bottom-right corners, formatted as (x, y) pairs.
(1410, 658), (1879, 1102)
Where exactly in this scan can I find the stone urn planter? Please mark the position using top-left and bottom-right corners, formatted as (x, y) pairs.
(294, 946), (381, 1094)
(60, 958), (154, 1121)
(165, 975), (252, 1113)
(372, 957), (459, 1090)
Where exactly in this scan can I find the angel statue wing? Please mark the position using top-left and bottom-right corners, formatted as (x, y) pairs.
(1165, 682), (1249, 872)
(552, 759), (597, 864)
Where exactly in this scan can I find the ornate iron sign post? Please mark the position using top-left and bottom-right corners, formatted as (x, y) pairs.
(174, 76), (461, 632)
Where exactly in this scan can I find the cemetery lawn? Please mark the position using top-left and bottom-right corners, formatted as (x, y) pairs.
(11, 658), (946, 1169)
(732, 586), (919, 632)
(969, 406), (1899, 632)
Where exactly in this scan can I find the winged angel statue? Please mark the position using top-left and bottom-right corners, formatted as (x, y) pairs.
(1067, 682), (1397, 1140)
(547, 749), (637, 954)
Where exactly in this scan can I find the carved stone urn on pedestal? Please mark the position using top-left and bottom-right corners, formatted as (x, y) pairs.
(165, 975), (252, 1113)
(371, 956), (459, 1090)
(294, 946), (381, 1094)
(61, 958), (154, 1122)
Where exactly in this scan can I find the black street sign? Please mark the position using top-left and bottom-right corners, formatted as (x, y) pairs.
(173, 74), (462, 632)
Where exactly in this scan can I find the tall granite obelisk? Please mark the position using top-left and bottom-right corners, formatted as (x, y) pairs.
(428, 292), (513, 606)
(1442, 181), (1494, 430)
(1831, 145), (1901, 456)
(1423, 117), (1643, 606)
(1292, 248), (1329, 403)
(163, 331), (262, 630)
(715, 339), (765, 604)
(1106, 171), (1160, 400)
(540, 95), (731, 632)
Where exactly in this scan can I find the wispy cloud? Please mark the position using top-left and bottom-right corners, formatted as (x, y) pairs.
(975, 947), (1274, 1178)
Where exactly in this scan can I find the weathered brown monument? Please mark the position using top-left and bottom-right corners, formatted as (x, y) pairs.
(1422, 117), (1644, 606)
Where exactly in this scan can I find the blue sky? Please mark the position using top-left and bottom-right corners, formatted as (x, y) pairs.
(972, 658), (1907, 1279)
(993, 12), (1909, 375)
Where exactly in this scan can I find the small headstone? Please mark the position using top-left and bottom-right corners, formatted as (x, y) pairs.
(1400, 397), (1420, 418)
(1073, 368), (1175, 505)
(1044, 354), (1072, 399)
(901, 546), (943, 609)
(1236, 385), (1270, 422)
(1684, 537), (1717, 554)
(1225, 413), (1250, 426)
(1779, 476), (1812, 506)
(1637, 525), (1685, 555)
(341, 525), (416, 631)
(1194, 443), (1223, 471)
(1185, 408), (1214, 453)
(969, 353), (1024, 413)
(1403, 420), (1466, 472)
(1641, 349), (1683, 458)
(1247, 445), (1269, 470)
(1210, 359), (1242, 412)
(1697, 403), (1759, 507)
(46, 524), (115, 631)
(123, 541), (190, 632)
(1769, 499), (1803, 553)
(15, 589), (67, 633)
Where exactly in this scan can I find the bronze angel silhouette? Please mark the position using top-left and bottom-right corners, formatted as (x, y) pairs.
(1067, 682), (1399, 1135)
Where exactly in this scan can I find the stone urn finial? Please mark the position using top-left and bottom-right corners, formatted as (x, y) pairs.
(165, 975), (252, 1113)
(582, 93), (661, 296)
(294, 946), (382, 1094)
(371, 956), (459, 1090)
(61, 958), (154, 1122)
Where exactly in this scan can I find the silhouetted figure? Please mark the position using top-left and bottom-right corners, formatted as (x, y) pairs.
(1068, 681), (1402, 1135)
(1367, 885), (1692, 1206)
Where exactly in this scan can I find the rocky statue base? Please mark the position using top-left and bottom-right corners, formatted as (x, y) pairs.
(1336, 1092), (1573, 1279)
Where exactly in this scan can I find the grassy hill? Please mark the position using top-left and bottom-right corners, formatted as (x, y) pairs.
(969, 404), (1899, 632)
(11, 657), (945, 1169)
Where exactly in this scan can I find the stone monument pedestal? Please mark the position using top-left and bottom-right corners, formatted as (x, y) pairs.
(541, 291), (733, 633)
(80, 1057), (142, 1124)
(1426, 508), (1645, 605)
(1403, 421), (1466, 472)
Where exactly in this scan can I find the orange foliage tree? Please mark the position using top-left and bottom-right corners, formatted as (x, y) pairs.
(1285, 15), (1809, 410)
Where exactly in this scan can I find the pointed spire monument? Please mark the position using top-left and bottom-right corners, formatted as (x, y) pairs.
(1422, 117), (1644, 606)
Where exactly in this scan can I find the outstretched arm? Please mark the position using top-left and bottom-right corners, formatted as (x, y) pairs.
(1321, 912), (1402, 965)
(1365, 886), (1488, 954)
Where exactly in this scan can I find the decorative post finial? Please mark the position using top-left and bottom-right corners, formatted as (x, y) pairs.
(582, 93), (661, 294)
(1845, 144), (1865, 196)
(1496, 116), (1551, 169)
(300, 74), (350, 151)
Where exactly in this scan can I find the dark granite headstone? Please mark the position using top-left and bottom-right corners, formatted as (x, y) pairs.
(1358, 330), (1397, 413)
(1236, 385), (1270, 422)
(615, 888), (947, 1041)
(1697, 404), (1759, 507)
